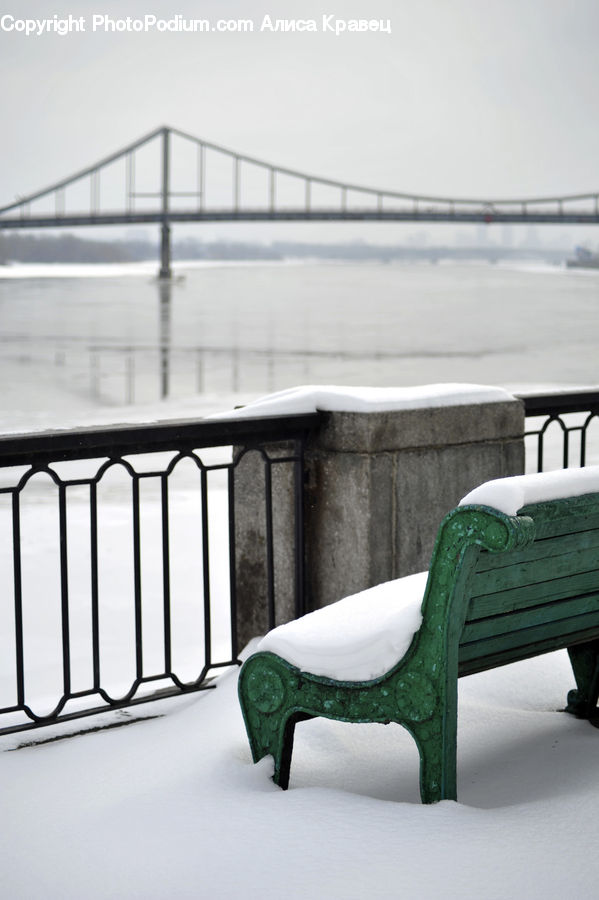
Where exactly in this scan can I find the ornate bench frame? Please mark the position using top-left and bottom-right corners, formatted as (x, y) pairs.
(239, 496), (599, 802)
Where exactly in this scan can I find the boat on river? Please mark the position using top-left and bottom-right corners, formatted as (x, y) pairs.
(566, 246), (599, 269)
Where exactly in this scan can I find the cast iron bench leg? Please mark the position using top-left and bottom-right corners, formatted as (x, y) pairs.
(239, 659), (310, 789)
(412, 712), (458, 803)
(566, 641), (599, 720)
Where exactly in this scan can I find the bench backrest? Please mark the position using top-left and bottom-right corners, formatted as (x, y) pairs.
(453, 493), (599, 676)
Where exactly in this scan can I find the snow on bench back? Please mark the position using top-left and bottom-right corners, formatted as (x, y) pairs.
(460, 466), (599, 517)
(208, 383), (513, 419)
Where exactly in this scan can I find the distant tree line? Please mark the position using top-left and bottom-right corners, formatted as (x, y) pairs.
(0, 232), (132, 263)
(0, 232), (283, 263)
(173, 237), (282, 261)
(0, 231), (567, 265)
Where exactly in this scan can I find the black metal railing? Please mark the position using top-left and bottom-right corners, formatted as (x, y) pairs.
(0, 413), (321, 735)
(518, 389), (599, 472)
(3, 387), (599, 738)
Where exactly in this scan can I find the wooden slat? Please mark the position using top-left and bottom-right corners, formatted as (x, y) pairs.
(470, 547), (599, 597)
(462, 592), (599, 642)
(467, 568), (599, 620)
(525, 511), (599, 541)
(459, 608), (599, 667)
(475, 527), (599, 573)
(457, 497), (599, 680)
(459, 498), (599, 678)
(458, 623), (599, 676)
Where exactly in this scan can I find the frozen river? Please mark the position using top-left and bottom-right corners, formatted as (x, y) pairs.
(0, 258), (598, 430)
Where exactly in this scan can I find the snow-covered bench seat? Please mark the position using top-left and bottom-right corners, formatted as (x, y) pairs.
(238, 467), (599, 803)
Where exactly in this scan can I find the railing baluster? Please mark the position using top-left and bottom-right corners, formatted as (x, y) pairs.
(90, 482), (100, 689)
(200, 467), (212, 668)
(228, 467), (238, 661)
(580, 413), (594, 468)
(12, 493), (25, 707)
(58, 484), (71, 697)
(161, 476), (172, 674)
(132, 476), (143, 680)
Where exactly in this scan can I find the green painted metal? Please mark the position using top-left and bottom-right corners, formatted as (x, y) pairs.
(464, 590), (599, 637)
(475, 527), (599, 571)
(238, 495), (599, 803)
(472, 547), (599, 594)
(468, 570), (599, 618)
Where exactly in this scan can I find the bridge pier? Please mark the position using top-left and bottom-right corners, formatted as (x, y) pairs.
(158, 221), (172, 280)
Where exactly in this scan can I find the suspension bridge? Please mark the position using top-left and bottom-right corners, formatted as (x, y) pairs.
(1, 125), (597, 278)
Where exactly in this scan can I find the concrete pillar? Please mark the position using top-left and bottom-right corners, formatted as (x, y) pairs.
(233, 443), (299, 648)
(234, 396), (524, 647)
(304, 398), (524, 610)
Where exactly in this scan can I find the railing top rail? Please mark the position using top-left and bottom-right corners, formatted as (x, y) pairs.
(0, 412), (325, 467)
(516, 388), (599, 416)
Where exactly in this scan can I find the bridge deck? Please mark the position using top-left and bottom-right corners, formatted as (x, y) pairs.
(1, 210), (598, 229)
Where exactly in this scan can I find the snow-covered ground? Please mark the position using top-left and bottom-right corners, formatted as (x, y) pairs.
(2, 379), (599, 897)
(1, 642), (598, 899)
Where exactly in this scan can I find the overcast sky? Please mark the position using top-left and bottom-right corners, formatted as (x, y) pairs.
(1, 0), (598, 245)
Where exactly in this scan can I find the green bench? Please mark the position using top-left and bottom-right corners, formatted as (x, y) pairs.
(238, 477), (599, 803)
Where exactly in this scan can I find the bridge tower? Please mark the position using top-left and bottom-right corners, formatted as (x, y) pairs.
(158, 126), (172, 280)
